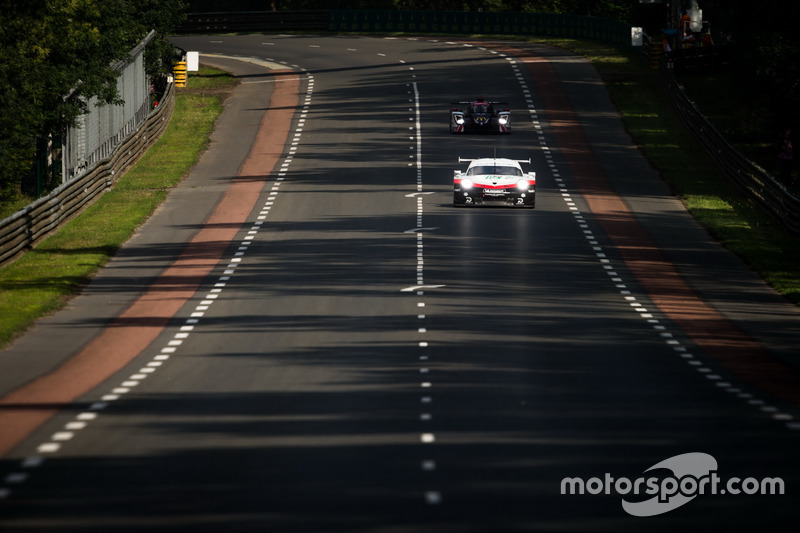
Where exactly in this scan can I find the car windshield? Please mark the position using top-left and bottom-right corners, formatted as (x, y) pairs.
(470, 104), (490, 113)
(466, 165), (522, 176)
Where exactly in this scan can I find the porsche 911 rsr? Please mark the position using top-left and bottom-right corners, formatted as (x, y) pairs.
(450, 98), (511, 134)
(453, 157), (535, 208)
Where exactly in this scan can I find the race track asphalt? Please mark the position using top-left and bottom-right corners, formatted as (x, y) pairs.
(1, 35), (798, 532)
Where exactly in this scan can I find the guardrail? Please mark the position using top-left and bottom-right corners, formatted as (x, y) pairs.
(0, 83), (175, 267)
(178, 10), (636, 47)
(656, 54), (800, 237)
(179, 10), (327, 33)
(326, 10), (633, 45)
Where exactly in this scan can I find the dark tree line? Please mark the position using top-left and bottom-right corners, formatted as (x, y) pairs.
(0, 0), (186, 205)
(701, 0), (800, 130)
(184, 1), (636, 20)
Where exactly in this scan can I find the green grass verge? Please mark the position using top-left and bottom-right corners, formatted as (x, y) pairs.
(0, 67), (237, 347)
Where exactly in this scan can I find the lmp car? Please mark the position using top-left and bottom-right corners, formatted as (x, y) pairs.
(453, 157), (536, 208)
(450, 98), (511, 133)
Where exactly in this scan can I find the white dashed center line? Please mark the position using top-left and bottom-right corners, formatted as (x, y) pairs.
(404, 78), (444, 505)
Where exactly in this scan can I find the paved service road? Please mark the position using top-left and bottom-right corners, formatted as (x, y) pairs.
(1, 35), (799, 531)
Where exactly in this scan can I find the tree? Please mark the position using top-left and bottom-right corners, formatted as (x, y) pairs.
(697, 0), (800, 129)
(0, 0), (186, 205)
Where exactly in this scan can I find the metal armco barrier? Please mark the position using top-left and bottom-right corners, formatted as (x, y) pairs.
(179, 10), (327, 33)
(0, 84), (175, 267)
(326, 10), (632, 45)
(658, 57), (800, 237)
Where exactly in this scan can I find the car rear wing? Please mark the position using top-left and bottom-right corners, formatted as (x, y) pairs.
(458, 157), (531, 164)
(450, 101), (509, 106)
(450, 101), (510, 111)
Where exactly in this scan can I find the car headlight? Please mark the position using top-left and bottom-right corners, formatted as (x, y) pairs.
(516, 180), (529, 191)
(461, 178), (474, 189)
(498, 115), (509, 125)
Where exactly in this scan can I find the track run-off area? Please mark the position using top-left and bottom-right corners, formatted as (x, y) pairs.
(1, 35), (799, 531)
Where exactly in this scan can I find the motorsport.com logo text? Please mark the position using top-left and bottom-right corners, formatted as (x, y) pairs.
(560, 452), (784, 516)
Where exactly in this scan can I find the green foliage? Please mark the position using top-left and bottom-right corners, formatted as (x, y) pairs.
(699, 0), (800, 129)
(184, 0), (635, 18)
(0, 0), (186, 207)
(135, 0), (190, 76)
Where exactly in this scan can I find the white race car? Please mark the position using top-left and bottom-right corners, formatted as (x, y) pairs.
(453, 157), (536, 208)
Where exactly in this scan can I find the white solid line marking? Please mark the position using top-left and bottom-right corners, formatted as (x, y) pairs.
(401, 285), (445, 292)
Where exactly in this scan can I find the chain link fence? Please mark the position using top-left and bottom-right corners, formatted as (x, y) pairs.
(0, 33), (174, 267)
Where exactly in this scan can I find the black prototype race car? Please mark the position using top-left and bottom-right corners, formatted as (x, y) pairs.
(450, 98), (511, 134)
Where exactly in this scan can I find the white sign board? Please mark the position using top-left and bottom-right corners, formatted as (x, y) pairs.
(631, 27), (644, 47)
(187, 51), (199, 72)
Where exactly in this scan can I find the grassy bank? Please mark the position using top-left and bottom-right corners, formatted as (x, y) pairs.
(0, 67), (237, 347)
